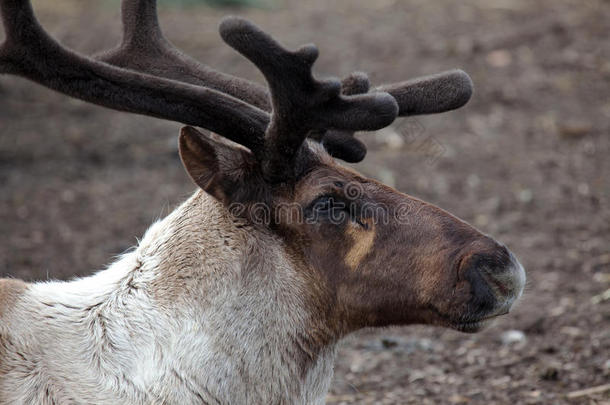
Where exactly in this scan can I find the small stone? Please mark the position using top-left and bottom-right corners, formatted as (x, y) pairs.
(529, 390), (542, 398)
(501, 330), (526, 345)
(558, 121), (592, 138)
(591, 288), (610, 305)
(486, 49), (512, 68)
(518, 189), (533, 203)
(467, 174), (480, 189)
(449, 394), (470, 403)
(577, 183), (590, 196)
(559, 326), (581, 336)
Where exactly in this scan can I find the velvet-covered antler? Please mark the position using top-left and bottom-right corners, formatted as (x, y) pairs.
(94, 0), (472, 163)
(95, 0), (271, 111)
(0, 0), (268, 154)
(219, 17), (398, 181)
(376, 69), (473, 116)
(313, 72), (372, 162)
(0, 0), (474, 177)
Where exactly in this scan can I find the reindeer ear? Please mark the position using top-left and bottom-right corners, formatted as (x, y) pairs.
(179, 126), (254, 203)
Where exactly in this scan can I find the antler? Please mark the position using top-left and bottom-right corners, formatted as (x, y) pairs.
(312, 72), (371, 162)
(219, 17), (398, 181)
(0, 0), (268, 154)
(0, 0), (474, 177)
(376, 69), (473, 116)
(95, 0), (271, 111)
(93, 0), (472, 163)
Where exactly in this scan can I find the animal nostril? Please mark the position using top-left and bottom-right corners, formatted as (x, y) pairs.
(458, 245), (526, 303)
(464, 244), (513, 275)
(458, 249), (510, 279)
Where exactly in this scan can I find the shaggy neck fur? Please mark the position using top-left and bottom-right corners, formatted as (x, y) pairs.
(0, 191), (336, 405)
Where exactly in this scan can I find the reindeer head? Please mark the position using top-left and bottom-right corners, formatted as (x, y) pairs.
(176, 19), (525, 333)
(0, 0), (525, 335)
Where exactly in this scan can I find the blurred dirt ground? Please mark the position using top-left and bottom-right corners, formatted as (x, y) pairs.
(1, 0), (609, 403)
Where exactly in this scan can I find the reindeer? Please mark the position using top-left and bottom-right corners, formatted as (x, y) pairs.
(0, 0), (526, 404)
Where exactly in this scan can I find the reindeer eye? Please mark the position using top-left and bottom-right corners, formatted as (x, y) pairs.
(306, 195), (351, 225)
(311, 195), (337, 214)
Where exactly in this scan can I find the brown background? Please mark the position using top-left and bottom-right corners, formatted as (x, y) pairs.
(1, 0), (609, 403)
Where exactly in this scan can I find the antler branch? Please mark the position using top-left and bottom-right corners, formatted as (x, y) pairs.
(313, 72), (370, 162)
(219, 17), (399, 181)
(377, 69), (473, 116)
(1, 0), (474, 173)
(0, 0), (267, 154)
(97, 1), (473, 163)
(96, 0), (271, 111)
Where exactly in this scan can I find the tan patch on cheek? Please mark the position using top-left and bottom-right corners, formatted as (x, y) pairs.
(0, 279), (27, 318)
(345, 221), (376, 271)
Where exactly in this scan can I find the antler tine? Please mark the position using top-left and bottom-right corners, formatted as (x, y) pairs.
(0, 0), (268, 154)
(97, 0), (271, 111)
(377, 69), (473, 116)
(316, 72), (370, 162)
(219, 17), (398, 181)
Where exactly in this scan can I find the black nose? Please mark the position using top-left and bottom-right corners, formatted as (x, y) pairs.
(458, 243), (525, 314)
(468, 246), (512, 275)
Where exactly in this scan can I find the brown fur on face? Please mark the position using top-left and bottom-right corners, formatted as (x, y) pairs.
(281, 158), (522, 334)
(180, 130), (525, 337)
(344, 220), (376, 271)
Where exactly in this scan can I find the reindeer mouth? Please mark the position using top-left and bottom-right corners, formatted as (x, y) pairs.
(451, 312), (507, 333)
(452, 318), (493, 333)
(428, 304), (506, 333)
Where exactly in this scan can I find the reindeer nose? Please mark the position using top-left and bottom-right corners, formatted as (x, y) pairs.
(458, 243), (526, 313)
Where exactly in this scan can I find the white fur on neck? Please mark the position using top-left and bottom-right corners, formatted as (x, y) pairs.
(2, 191), (335, 404)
